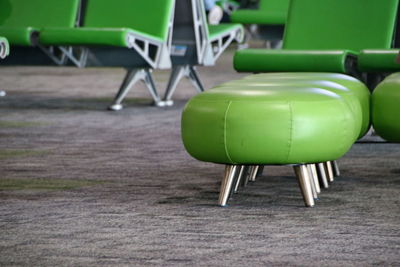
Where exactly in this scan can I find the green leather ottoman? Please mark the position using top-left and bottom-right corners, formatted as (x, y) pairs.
(182, 78), (359, 207)
(372, 73), (400, 142)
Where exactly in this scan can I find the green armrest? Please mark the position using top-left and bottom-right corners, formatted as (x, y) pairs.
(230, 10), (286, 25)
(0, 27), (38, 46)
(208, 23), (243, 41)
(0, 37), (10, 58)
(234, 49), (358, 73)
(358, 49), (400, 72)
(39, 27), (163, 47)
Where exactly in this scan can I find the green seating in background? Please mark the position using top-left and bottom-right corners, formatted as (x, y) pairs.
(372, 73), (400, 142)
(230, 0), (290, 46)
(162, 0), (243, 105)
(234, 0), (399, 78)
(0, 0), (175, 109)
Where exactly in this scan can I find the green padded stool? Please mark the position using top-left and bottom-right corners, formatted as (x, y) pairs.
(182, 82), (358, 207)
(372, 73), (400, 142)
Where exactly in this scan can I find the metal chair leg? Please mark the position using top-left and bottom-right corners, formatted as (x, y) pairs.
(293, 165), (315, 207)
(332, 160), (341, 177)
(163, 65), (205, 106)
(234, 165), (248, 193)
(108, 68), (162, 111)
(317, 163), (329, 189)
(249, 165), (259, 182)
(218, 165), (239, 206)
(308, 164), (321, 194)
(325, 161), (334, 182)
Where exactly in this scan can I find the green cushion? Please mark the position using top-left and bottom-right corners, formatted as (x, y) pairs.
(182, 84), (357, 165)
(0, 36), (9, 58)
(0, 0), (80, 45)
(39, 28), (162, 47)
(234, 50), (356, 73)
(240, 73), (371, 138)
(83, 0), (174, 42)
(372, 73), (400, 142)
(207, 23), (243, 41)
(358, 50), (400, 72)
(231, 0), (290, 25)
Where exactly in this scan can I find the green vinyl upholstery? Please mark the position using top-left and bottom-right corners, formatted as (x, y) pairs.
(372, 73), (400, 142)
(0, 0), (80, 45)
(207, 24), (243, 41)
(40, 0), (174, 48)
(358, 50), (400, 73)
(234, 0), (399, 73)
(230, 0), (290, 25)
(0, 36), (10, 58)
(182, 84), (356, 165)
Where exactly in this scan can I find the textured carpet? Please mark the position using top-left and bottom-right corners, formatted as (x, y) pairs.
(0, 48), (399, 266)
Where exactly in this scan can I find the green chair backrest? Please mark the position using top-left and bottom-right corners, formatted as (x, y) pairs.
(259, 0), (290, 13)
(83, 0), (175, 41)
(0, 0), (80, 28)
(283, 0), (398, 51)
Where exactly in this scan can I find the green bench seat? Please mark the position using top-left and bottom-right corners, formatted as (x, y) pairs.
(182, 74), (362, 207)
(372, 73), (400, 142)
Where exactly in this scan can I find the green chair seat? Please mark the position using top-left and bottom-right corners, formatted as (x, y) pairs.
(230, 0), (290, 25)
(207, 23), (243, 41)
(0, 36), (10, 58)
(182, 84), (357, 165)
(234, 50), (356, 73)
(358, 50), (400, 72)
(372, 73), (400, 142)
(39, 27), (163, 47)
(230, 10), (286, 25)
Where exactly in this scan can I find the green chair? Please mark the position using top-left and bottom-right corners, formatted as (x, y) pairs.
(230, 0), (290, 46)
(372, 73), (400, 142)
(182, 75), (360, 207)
(162, 0), (243, 105)
(0, 0), (175, 109)
(234, 0), (398, 76)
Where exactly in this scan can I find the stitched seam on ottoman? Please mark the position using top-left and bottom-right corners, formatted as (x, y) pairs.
(223, 101), (234, 163)
(286, 101), (293, 162)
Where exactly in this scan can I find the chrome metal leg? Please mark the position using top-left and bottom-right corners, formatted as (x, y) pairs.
(317, 163), (329, 189)
(256, 166), (264, 177)
(307, 165), (318, 199)
(332, 160), (341, 177)
(325, 161), (334, 182)
(293, 165), (315, 207)
(308, 164), (321, 194)
(163, 65), (204, 106)
(218, 165), (239, 206)
(234, 165), (248, 193)
(249, 165), (259, 182)
(108, 68), (162, 111)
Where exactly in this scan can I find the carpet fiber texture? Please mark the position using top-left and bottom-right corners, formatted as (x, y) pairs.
(0, 48), (399, 266)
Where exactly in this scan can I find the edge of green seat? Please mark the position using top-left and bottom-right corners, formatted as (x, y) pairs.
(207, 23), (244, 41)
(0, 27), (38, 46)
(358, 49), (400, 72)
(234, 49), (357, 73)
(39, 27), (163, 47)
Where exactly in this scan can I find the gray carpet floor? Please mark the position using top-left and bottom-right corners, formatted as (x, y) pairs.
(0, 47), (399, 266)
